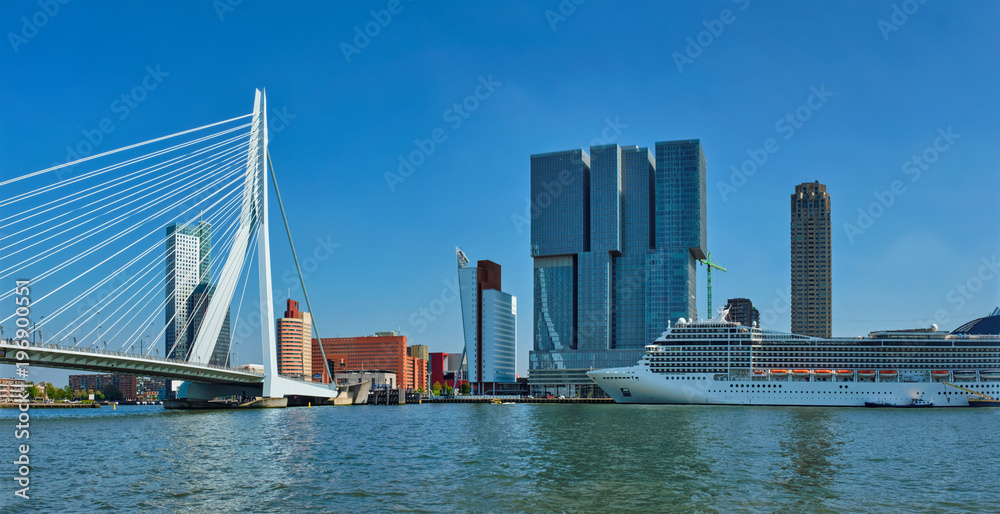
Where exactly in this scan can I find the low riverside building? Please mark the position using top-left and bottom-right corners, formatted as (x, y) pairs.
(69, 373), (139, 401)
(335, 370), (396, 389)
(0, 378), (26, 403)
(429, 351), (468, 390)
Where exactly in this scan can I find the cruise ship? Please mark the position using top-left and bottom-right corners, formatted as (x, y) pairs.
(587, 308), (1000, 407)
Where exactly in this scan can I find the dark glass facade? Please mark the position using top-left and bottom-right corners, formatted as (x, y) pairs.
(185, 283), (231, 366)
(529, 140), (707, 374)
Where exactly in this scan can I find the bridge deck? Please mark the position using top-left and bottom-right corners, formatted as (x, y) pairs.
(0, 342), (263, 384)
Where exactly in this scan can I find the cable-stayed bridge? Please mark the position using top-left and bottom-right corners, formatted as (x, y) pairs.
(0, 90), (341, 406)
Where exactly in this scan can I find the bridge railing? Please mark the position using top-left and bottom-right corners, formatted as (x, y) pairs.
(2, 339), (264, 376)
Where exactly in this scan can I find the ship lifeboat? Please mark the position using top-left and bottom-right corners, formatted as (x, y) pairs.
(930, 370), (950, 379)
(836, 369), (854, 376)
(954, 370), (977, 380)
(980, 370), (1000, 380)
(753, 369), (766, 375)
(857, 370), (876, 378)
(770, 369), (789, 376)
(792, 369), (812, 376)
(814, 369), (833, 376)
(879, 370), (898, 377)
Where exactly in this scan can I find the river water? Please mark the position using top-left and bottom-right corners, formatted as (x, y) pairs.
(2, 403), (998, 512)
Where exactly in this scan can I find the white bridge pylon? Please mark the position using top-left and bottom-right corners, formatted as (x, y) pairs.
(184, 89), (336, 400)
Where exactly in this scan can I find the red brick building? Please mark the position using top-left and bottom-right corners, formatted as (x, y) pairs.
(406, 355), (428, 392)
(312, 332), (427, 391)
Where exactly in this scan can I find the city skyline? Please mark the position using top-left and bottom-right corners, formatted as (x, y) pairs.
(2, 1), (998, 386)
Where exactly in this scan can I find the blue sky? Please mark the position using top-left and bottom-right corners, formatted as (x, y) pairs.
(1, 0), (998, 386)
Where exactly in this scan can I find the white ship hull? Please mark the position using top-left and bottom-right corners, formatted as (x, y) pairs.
(588, 367), (997, 407)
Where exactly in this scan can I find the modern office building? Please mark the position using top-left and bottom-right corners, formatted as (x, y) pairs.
(725, 298), (760, 327)
(276, 299), (313, 380)
(312, 332), (427, 391)
(528, 140), (707, 395)
(185, 283), (231, 366)
(791, 181), (832, 338)
(457, 249), (517, 395)
(164, 221), (211, 361)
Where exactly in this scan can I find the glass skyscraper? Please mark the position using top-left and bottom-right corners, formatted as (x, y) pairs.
(186, 283), (231, 366)
(529, 141), (707, 389)
(165, 221), (211, 361)
(457, 248), (517, 394)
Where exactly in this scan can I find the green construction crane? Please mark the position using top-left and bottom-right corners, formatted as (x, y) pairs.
(698, 252), (727, 318)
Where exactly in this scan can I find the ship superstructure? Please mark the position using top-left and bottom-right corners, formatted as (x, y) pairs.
(588, 309), (1000, 406)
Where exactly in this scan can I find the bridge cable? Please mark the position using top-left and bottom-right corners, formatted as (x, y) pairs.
(266, 150), (335, 387)
(0, 114), (252, 187)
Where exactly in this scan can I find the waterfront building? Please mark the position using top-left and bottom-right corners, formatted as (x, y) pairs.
(68, 373), (140, 401)
(528, 140), (707, 396)
(276, 299), (314, 380)
(406, 356), (428, 392)
(725, 298), (760, 327)
(334, 370), (397, 389)
(791, 181), (832, 337)
(457, 249), (517, 395)
(0, 378), (26, 403)
(408, 344), (430, 390)
(164, 221), (211, 361)
(185, 283), (231, 366)
(138, 377), (165, 401)
(428, 351), (468, 390)
(312, 332), (427, 391)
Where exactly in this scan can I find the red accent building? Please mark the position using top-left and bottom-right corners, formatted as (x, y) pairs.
(276, 299), (312, 380)
(429, 351), (467, 390)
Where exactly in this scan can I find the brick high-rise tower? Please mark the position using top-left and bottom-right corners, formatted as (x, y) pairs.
(791, 181), (832, 337)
